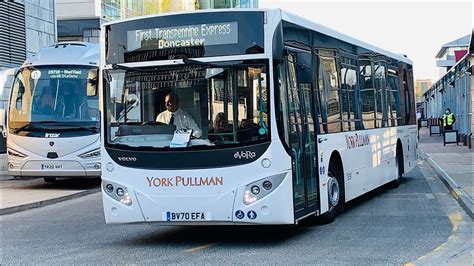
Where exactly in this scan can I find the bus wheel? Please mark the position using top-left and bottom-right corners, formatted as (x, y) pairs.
(44, 177), (56, 183)
(319, 161), (344, 223)
(389, 149), (403, 189)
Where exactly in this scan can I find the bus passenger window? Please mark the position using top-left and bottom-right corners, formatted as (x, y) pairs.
(359, 60), (375, 129)
(319, 53), (341, 133)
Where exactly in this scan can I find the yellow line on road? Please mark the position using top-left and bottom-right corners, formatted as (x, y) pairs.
(405, 212), (463, 265)
(183, 242), (218, 253)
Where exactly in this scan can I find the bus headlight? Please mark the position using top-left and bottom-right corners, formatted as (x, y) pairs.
(7, 148), (28, 158)
(103, 181), (132, 206)
(243, 173), (286, 205)
(78, 148), (101, 159)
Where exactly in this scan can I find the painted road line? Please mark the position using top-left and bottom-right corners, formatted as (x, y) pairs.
(183, 242), (218, 253)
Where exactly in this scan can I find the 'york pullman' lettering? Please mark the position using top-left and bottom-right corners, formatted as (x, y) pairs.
(147, 176), (224, 187)
(345, 133), (371, 150)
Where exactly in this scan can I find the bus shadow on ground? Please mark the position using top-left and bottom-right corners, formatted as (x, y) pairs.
(125, 167), (422, 246)
(127, 224), (308, 247)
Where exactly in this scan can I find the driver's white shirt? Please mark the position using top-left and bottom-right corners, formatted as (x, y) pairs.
(156, 109), (202, 138)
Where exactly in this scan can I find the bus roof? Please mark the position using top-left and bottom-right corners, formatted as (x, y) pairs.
(103, 8), (412, 65)
(280, 10), (412, 65)
(23, 42), (99, 68)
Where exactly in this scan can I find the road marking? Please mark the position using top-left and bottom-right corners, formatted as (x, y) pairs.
(183, 242), (218, 253)
(406, 212), (462, 264)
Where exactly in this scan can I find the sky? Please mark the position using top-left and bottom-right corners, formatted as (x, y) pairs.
(259, 0), (472, 82)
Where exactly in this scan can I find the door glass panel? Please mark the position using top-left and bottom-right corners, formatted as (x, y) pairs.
(286, 53), (305, 212)
(301, 85), (317, 206)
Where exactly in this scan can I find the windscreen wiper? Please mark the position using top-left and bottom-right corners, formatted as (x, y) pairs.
(13, 123), (45, 134)
(58, 126), (100, 132)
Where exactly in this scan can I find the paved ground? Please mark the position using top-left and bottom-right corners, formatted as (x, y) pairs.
(418, 127), (473, 222)
(419, 127), (473, 200)
(0, 176), (100, 214)
(1, 162), (471, 265)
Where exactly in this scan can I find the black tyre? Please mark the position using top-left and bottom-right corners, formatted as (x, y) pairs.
(319, 160), (345, 223)
(44, 177), (56, 183)
(389, 149), (403, 189)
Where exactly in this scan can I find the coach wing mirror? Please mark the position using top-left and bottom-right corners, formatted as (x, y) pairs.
(86, 69), (98, 96)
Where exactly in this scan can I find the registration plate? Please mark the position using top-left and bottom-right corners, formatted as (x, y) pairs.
(41, 164), (63, 170)
(163, 212), (211, 221)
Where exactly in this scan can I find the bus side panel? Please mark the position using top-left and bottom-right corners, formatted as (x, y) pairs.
(317, 126), (413, 207)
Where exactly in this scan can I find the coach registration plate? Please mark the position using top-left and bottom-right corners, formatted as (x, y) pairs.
(41, 163), (63, 170)
(163, 211), (211, 221)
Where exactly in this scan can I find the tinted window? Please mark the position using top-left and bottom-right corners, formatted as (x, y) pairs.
(374, 61), (386, 127)
(341, 61), (358, 131)
(319, 50), (340, 133)
(359, 59), (375, 129)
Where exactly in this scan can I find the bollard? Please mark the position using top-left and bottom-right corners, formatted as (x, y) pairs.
(469, 133), (472, 149)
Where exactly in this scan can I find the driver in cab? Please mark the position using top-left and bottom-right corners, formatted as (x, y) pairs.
(156, 93), (202, 138)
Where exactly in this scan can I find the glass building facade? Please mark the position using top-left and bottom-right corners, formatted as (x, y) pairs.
(102, 0), (144, 21)
(143, 0), (258, 15)
(57, 0), (259, 44)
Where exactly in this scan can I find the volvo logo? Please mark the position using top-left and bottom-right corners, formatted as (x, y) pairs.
(49, 141), (54, 147)
(118, 157), (137, 162)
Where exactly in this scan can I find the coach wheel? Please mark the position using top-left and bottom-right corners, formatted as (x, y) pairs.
(327, 174), (340, 212)
(319, 160), (344, 223)
(44, 177), (56, 183)
(389, 148), (403, 189)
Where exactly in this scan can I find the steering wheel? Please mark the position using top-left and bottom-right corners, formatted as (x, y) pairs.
(141, 121), (166, 126)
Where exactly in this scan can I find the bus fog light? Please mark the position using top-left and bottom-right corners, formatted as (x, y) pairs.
(105, 184), (114, 193)
(116, 188), (125, 197)
(94, 163), (101, 169)
(243, 173), (287, 205)
(251, 185), (260, 195)
(8, 163), (14, 169)
(103, 181), (133, 206)
(263, 181), (272, 190)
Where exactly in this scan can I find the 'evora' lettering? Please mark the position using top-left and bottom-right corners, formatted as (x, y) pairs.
(146, 176), (223, 187)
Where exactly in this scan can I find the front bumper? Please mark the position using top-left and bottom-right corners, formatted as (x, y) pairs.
(8, 159), (101, 177)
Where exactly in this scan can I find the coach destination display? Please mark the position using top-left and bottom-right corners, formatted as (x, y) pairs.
(127, 22), (238, 51)
(105, 11), (264, 64)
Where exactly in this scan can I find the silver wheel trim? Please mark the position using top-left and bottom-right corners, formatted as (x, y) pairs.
(327, 175), (340, 209)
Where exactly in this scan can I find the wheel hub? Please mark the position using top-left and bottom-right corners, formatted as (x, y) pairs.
(328, 176), (340, 207)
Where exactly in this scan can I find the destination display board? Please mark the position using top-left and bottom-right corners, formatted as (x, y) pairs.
(106, 11), (264, 64)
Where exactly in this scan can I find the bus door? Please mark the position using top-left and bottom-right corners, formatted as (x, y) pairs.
(285, 48), (319, 220)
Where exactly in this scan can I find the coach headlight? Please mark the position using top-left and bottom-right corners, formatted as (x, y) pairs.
(243, 173), (287, 205)
(7, 148), (28, 158)
(103, 181), (132, 206)
(78, 148), (101, 159)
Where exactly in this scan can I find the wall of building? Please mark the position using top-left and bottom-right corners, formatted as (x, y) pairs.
(0, 1), (26, 69)
(56, 0), (100, 19)
(0, 0), (56, 69)
(25, 0), (57, 58)
(424, 54), (472, 142)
